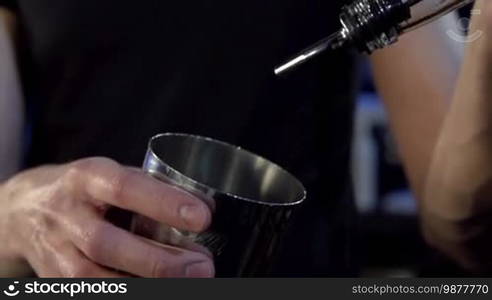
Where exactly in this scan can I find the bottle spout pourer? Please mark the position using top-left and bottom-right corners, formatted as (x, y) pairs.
(274, 31), (346, 76)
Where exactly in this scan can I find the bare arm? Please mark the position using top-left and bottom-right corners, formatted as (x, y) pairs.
(372, 1), (492, 272)
(0, 7), (23, 181)
(423, 0), (492, 272)
(0, 7), (29, 276)
(370, 13), (463, 199)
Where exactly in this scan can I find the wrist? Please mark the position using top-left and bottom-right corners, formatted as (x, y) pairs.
(0, 180), (33, 277)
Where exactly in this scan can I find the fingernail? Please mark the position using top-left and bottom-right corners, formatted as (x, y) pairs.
(179, 204), (209, 231)
(185, 261), (214, 278)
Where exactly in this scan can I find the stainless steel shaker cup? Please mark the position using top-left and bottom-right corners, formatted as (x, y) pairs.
(131, 133), (306, 277)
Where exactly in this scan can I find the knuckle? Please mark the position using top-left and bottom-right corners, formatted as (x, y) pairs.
(68, 158), (94, 174)
(80, 224), (106, 262)
(105, 168), (134, 205)
(84, 240), (102, 262)
(63, 157), (124, 198)
(63, 158), (100, 188)
(62, 163), (84, 190)
(65, 157), (115, 179)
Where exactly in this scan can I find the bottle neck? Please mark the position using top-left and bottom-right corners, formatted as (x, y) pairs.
(336, 0), (412, 53)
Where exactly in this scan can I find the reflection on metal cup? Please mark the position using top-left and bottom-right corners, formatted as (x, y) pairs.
(131, 133), (306, 277)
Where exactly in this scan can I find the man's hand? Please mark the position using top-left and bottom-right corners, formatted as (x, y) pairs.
(0, 157), (214, 277)
(422, 0), (492, 272)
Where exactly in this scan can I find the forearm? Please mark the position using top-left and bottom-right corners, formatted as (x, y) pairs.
(370, 13), (462, 199)
(0, 7), (24, 181)
(0, 7), (31, 277)
(422, 0), (492, 271)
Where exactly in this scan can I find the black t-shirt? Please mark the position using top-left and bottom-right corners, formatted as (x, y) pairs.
(8, 0), (359, 276)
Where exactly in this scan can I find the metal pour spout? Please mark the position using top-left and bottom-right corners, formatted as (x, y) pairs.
(274, 31), (345, 76)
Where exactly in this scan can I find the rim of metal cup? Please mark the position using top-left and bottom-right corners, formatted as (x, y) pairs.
(148, 133), (307, 207)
